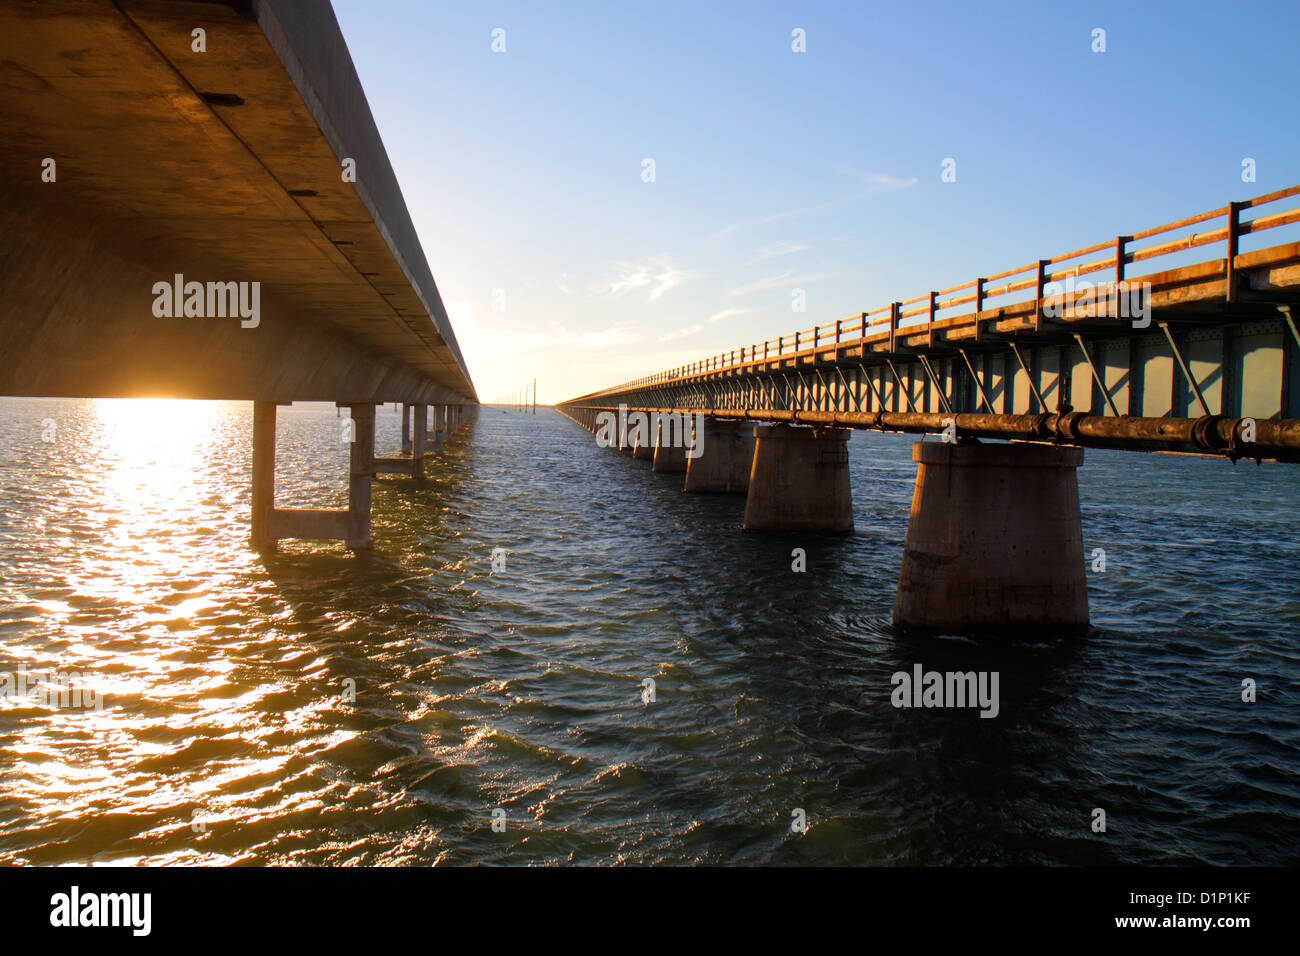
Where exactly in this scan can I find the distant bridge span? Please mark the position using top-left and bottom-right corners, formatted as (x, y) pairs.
(560, 187), (1300, 633)
(0, 0), (478, 549)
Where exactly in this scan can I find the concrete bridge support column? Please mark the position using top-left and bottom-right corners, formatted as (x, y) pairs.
(250, 400), (278, 550)
(683, 418), (755, 493)
(436, 405), (449, 448)
(652, 415), (687, 473)
(632, 412), (654, 460)
(616, 408), (633, 453)
(345, 403), (376, 551)
(400, 403), (412, 455)
(411, 404), (427, 477)
(742, 425), (853, 531)
(250, 401), (376, 551)
(375, 403), (427, 477)
(892, 442), (1088, 634)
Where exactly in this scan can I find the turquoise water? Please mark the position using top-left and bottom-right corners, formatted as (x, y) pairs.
(0, 398), (1296, 865)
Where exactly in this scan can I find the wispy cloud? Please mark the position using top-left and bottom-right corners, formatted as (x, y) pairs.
(725, 271), (842, 299)
(714, 171), (916, 238)
(588, 255), (700, 303)
(448, 301), (647, 353)
(707, 307), (753, 324)
(748, 241), (810, 264)
(657, 324), (703, 342)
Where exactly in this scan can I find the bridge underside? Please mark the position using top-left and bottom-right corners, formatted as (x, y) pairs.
(0, 0), (475, 405)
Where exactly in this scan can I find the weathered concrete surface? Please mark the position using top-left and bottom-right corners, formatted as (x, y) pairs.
(893, 441), (1089, 634)
(683, 418), (755, 493)
(743, 425), (853, 531)
(652, 429), (687, 472)
(0, 0), (476, 404)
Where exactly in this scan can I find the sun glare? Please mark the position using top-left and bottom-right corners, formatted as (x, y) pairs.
(92, 398), (222, 516)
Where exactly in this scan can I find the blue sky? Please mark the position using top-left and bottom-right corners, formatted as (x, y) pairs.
(332, 0), (1300, 404)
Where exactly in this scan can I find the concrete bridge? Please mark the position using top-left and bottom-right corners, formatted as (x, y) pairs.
(560, 186), (1300, 634)
(0, 0), (477, 550)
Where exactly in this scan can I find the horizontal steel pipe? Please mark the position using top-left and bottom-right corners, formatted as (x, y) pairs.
(556, 404), (1300, 461)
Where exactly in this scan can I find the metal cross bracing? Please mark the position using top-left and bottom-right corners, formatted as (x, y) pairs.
(563, 186), (1300, 462)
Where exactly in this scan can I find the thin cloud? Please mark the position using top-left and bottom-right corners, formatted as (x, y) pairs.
(748, 241), (810, 264)
(707, 307), (753, 323)
(658, 324), (703, 342)
(589, 255), (700, 303)
(714, 172), (916, 238)
(725, 271), (841, 299)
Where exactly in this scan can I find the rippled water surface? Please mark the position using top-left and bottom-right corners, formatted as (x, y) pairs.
(0, 398), (1297, 865)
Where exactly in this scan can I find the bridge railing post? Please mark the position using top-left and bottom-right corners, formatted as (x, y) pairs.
(1035, 260), (1049, 333)
(1226, 200), (1241, 302)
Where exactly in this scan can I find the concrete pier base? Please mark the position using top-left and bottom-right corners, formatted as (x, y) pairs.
(742, 425), (853, 531)
(892, 441), (1088, 634)
(651, 415), (688, 472)
(683, 418), (755, 493)
(632, 432), (654, 460)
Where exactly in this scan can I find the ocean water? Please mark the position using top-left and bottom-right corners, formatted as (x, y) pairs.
(0, 397), (1296, 866)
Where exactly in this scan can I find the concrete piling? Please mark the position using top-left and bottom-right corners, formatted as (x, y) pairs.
(652, 415), (687, 472)
(742, 424), (853, 531)
(892, 441), (1089, 634)
(683, 418), (755, 493)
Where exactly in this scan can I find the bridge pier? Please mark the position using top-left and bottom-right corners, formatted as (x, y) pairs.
(683, 418), (755, 493)
(616, 407), (634, 453)
(400, 403), (412, 455)
(345, 403), (377, 550)
(742, 424), (853, 531)
(632, 413), (655, 460)
(249, 401), (377, 552)
(652, 415), (687, 472)
(421, 404), (439, 451)
(892, 442), (1088, 634)
(376, 402), (426, 478)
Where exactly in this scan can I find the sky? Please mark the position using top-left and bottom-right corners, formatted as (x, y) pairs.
(331, 0), (1300, 405)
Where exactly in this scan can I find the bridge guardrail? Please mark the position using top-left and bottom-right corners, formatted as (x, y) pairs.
(576, 184), (1300, 400)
